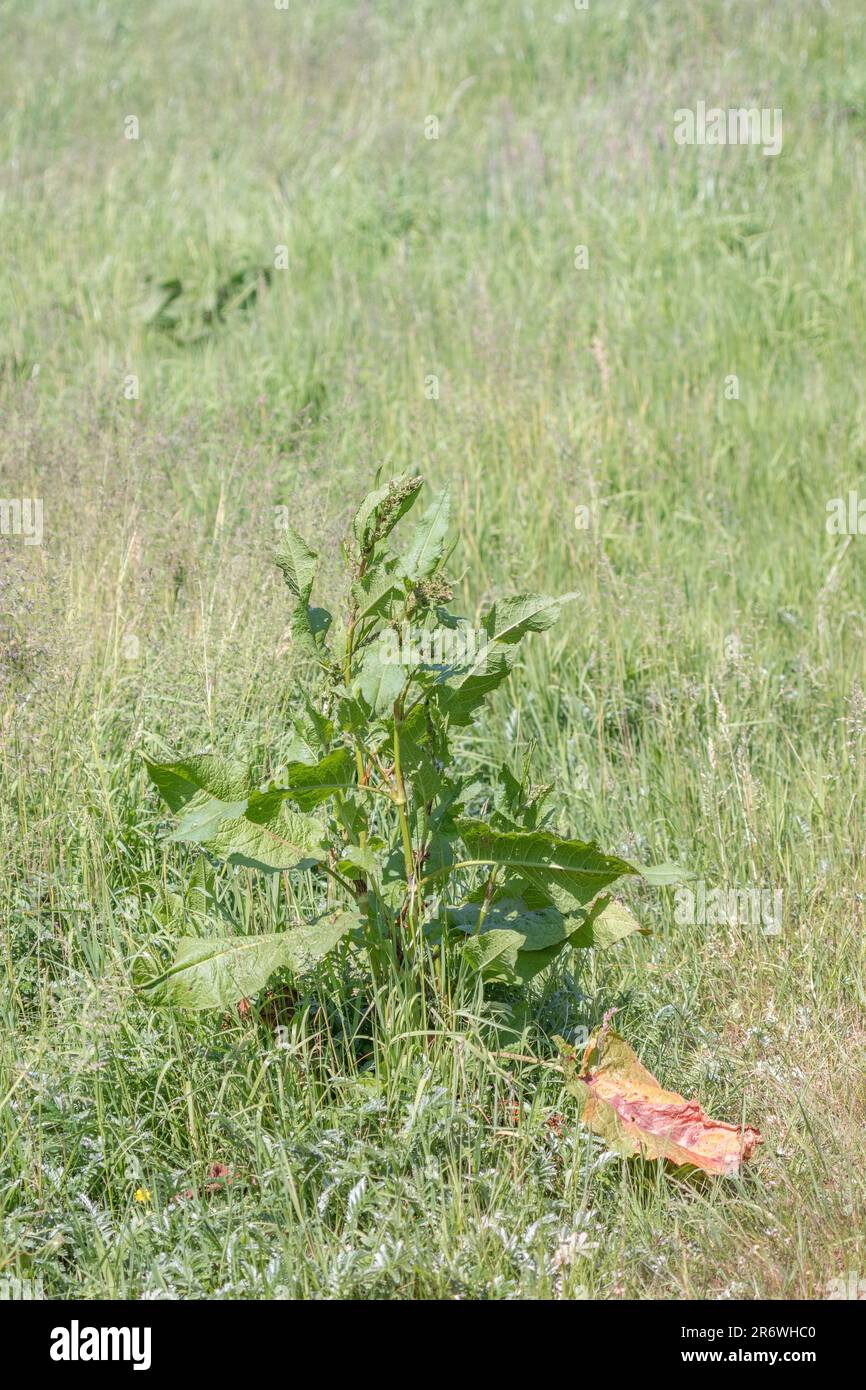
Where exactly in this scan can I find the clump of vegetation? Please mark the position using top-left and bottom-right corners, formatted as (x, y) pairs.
(141, 263), (272, 344)
(137, 474), (673, 1014)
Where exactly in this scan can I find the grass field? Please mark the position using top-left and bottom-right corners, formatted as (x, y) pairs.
(2, 0), (865, 1300)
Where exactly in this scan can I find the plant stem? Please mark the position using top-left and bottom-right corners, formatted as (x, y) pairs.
(392, 700), (415, 891)
(321, 863), (361, 901)
(475, 868), (499, 933)
(343, 552), (369, 847)
(417, 859), (495, 890)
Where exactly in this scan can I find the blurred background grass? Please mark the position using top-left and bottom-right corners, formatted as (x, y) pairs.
(1, 0), (865, 1299)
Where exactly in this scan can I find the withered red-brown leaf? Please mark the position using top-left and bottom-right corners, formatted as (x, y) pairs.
(172, 1161), (244, 1203)
(573, 1029), (762, 1176)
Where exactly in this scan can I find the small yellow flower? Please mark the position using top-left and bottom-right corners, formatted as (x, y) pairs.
(134, 1187), (151, 1204)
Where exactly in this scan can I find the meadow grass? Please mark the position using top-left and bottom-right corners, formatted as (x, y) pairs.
(1, 0), (865, 1299)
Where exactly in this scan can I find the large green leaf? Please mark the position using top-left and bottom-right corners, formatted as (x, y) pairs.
(456, 820), (636, 909)
(636, 861), (692, 886)
(275, 524), (317, 603)
(451, 890), (640, 954)
(504, 913), (627, 983)
(136, 912), (356, 1010)
(147, 748), (332, 871)
(172, 795), (327, 872)
(143, 753), (256, 841)
(455, 892), (637, 986)
(568, 898), (645, 948)
(355, 647), (405, 715)
(397, 486), (451, 581)
(482, 591), (577, 646)
(305, 605), (333, 647)
(274, 526), (330, 656)
(392, 703), (446, 804)
(449, 897), (575, 951)
(434, 592), (577, 726)
(136, 935), (285, 1008)
(351, 565), (404, 624)
(275, 747), (355, 810)
(460, 928), (524, 983)
(458, 926), (568, 986)
(285, 699), (333, 764)
(435, 643), (513, 726)
(143, 753), (254, 814)
(337, 844), (379, 879)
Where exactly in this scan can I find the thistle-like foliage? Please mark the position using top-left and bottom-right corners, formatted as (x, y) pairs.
(138, 473), (665, 1010)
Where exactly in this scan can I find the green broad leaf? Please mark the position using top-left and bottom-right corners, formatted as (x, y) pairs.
(460, 928), (524, 983)
(455, 891), (632, 986)
(566, 897), (645, 948)
(458, 925), (574, 986)
(144, 753), (256, 842)
(337, 844), (378, 878)
(455, 820), (637, 909)
(353, 482), (392, 551)
(291, 602), (331, 659)
(275, 747), (355, 810)
(356, 647), (405, 715)
(275, 524), (317, 603)
(421, 779), (464, 861)
(448, 888), (616, 947)
(136, 911), (356, 1010)
(173, 798), (244, 843)
(494, 764), (524, 817)
(280, 912), (357, 973)
(435, 592), (577, 727)
(336, 792), (369, 842)
(435, 643), (513, 727)
(135, 936), (289, 1008)
(393, 703), (446, 805)
(379, 845), (411, 906)
(172, 796), (328, 872)
(353, 474), (424, 553)
(509, 942), (563, 985)
(636, 861), (693, 886)
(453, 906), (631, 995)
(449, 897), (573, 951)
(307, 605), (333, 642)
(483, 591), (578, 646)
(142, 753), (254, 815)
(285, 699), (333, 764)
(424, 827), (457, 876)
(397, 486), (451, 581)
(508, 934), (588, 985)
(336, 693), (372, 741)
(351, 565), (404, 624)
(275, 527), (330, 657)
